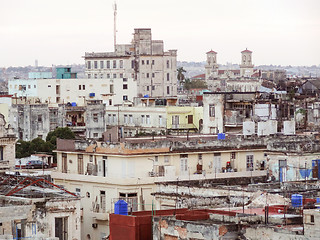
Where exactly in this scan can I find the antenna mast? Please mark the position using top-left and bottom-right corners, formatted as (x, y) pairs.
(113, 1), (117, 51)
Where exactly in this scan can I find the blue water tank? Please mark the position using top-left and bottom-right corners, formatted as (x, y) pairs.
(316, 197), (320, 209)
(291, 194), (303, 207)
(89, 93), (95, 97)
(114, 200), (128, 215)
(143, 94), (149, 98)
(71, 102), (77, 107)
(218, 133), (226, 140)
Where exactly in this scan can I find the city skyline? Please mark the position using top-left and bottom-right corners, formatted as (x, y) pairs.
(1, 0), (320, 67)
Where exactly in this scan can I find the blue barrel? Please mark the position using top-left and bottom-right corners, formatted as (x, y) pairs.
(114, 200), (128, 215)
(291, 194), (303, 207)
(71, 102), (77, 107)
(218, 133), (225, 140)
(316, 197), (320, 209)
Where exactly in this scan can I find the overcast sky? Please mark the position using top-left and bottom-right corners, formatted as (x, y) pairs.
(1, 0), (320, 67)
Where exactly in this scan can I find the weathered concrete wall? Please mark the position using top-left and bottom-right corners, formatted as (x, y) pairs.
(153, 216), (237, 240)
(244, 226), (307, 240)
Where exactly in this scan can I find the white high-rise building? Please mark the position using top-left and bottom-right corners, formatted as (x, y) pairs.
(84, 28), (178, 98)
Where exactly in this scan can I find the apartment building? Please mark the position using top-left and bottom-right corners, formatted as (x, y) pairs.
(52, 136), (266, 239)
(0, 114), (16, 171)
(9, 101), (106, 141)
(8, 67), (137, 106)
(202, 91), (294, 134)
(84, 28), (178, 98)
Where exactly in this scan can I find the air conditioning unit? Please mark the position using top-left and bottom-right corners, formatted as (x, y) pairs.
(92, 223), (98, 228)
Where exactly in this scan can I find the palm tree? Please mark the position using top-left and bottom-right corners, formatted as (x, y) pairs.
(177, 67), (186, 82)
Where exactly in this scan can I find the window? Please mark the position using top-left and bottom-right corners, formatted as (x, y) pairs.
(159, 115), (163, 125)
(124, 114), (128, 124)
(180, 155), (188, 173)
(38, 115), (42, 122)
(47, 85), (51, 88)
(141, 115), (145, 124)
(109, 99), (112, 105)
(311, 215), (314, 223)
(123, 78), (127, 82)
(154, 156), (159, 164)
(87, 61), (91, 69)
(152, 73), (155, 78)
(167, 73), (170, 81)
(142, 60), (145, 65)
(93, 113), (98, 122)
(100, 61), (104, 69)
(88, 74), (91, 78)
(100, 74), (103, 79)
(198, 154), (203, 165)
(120, 73), (123, 78)
(231, 152), (236, 159)
(164, 155), (169, 163)
(93, 133), (98, 138)
(94, 61), (98, 69)
(209, 104), (215, 117)
(83, 85), (85, 90)
(166, 60), (170, 68)
(131, 60), (135, 69)
(34, 85), (36, 88)
(188, 115), (193, 124)
(112, 114), (116, 123)
(152, 60), (155, 65)
(167, 86), (170, 94)
(120, 60), (123, 68)
(152, 86), (155, 90)
(110, 84), (114, 93)
(113, 60), (117, 68)
(107, 60), (110, 69)
(78, 154), (84, 174)
(108, 114), (111, 123)
(147, 86), (149, 91)
(113, 73), (117, 78)
(79, 85), (81, 90)
(107, 74), (110, 78)
(146, 115), (150, 124)
(28, 85), (31, 89)
(123, 84), (128, 89)
(94, 74), (97, 79)
(146, 73), (149, 78)
(246, 155), (254, 171)
(146, 60), (149, 65)
(123, 95), (128, 101)
(129, 115), (133, 124)
(100, 191), (106, 212)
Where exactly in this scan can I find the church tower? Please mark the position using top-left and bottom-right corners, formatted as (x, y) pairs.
(205, 50), (218, 80)
(240, 49), (254, 77)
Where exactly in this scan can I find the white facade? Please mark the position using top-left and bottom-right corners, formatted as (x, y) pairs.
(8, 78), (137, 106)
(105, 106), (167, 137)
(84, 28), (177, 98)
(240, 49), (254, 77)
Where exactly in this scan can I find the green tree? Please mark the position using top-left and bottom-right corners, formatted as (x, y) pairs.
(46, 127), (75, 147)
(16, 127), (75, 158)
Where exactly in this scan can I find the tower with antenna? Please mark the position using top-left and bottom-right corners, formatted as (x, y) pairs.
(113, 1), (117, 51)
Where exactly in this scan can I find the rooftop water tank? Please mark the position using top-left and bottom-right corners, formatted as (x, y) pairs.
(71, 102), (77, 107)
(291, 194), (303, 207)
(218, 133), (225, 140)
(114, 199), (128, 215)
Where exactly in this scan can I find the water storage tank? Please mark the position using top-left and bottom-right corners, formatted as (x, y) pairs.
(114, 199), (128, 215)
(316, 197), (320, 209)
(71, 102), (77, 107)
(291, 194), (303, 207)
(217, 133), (225, 140)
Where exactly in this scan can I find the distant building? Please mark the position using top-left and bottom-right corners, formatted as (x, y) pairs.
(205, 49), (260, 91)
(0, 114), (16, 171)
(84, 28), (178, 98)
